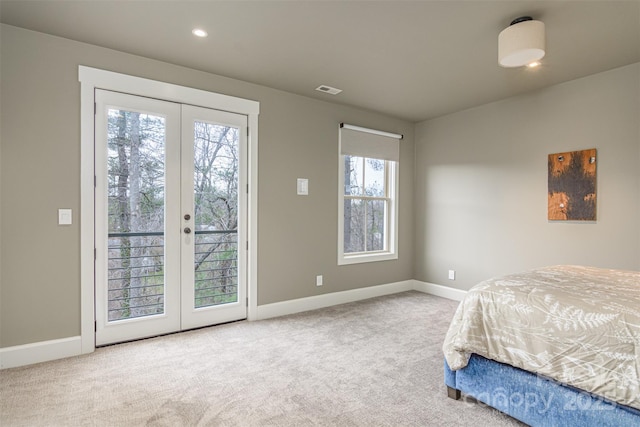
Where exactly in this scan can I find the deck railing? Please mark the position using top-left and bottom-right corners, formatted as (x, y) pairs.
(107, 230), (238, 321)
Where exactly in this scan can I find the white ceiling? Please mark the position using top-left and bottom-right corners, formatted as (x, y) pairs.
(1, 0), (639, 122)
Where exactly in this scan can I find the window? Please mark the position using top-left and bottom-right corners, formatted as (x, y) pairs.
(338, 124), (401, 265)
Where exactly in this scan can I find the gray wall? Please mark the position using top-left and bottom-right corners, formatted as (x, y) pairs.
(2, 22), (638, 349)
(414, 63), (640, 290)
(0, 24), (414, 347)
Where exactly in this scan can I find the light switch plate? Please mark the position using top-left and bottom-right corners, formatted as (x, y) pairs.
(58, 209), (72, 225)
(297, 178), (309, 195)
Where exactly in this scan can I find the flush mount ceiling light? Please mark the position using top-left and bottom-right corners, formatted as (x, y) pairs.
(498, 16), (545, 68)
(192, 28), (208, 38)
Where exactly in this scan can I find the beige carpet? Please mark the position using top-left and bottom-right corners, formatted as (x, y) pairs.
(0, 291), (522, 426)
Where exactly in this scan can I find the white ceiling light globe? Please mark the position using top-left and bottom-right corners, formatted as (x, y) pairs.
(499, 18), (545, 68)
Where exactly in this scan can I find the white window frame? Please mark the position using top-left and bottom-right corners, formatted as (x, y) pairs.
(338, 126), (399, 265)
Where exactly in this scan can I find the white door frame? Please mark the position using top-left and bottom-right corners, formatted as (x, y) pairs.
(79, 66), (259, 354)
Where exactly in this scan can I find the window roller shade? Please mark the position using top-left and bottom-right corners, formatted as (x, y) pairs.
(340, 125), (401, 162)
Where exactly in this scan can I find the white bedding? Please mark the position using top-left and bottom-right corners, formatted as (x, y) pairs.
(443, 265), (640, 410)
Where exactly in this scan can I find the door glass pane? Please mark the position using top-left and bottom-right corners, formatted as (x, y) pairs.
(193, 122), (239, 308)
(107, 109), (166, 321)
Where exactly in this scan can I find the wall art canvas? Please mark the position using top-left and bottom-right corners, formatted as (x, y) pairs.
(548, 148), (597, 221)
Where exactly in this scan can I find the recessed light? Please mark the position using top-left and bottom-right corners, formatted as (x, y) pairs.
(527, 61), (541, 68)
(192, 28), (208, 38)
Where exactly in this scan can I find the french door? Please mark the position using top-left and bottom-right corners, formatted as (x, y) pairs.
(94, 90), (247, 346)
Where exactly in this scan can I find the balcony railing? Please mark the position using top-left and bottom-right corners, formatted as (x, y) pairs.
(107, 230), (237, 322)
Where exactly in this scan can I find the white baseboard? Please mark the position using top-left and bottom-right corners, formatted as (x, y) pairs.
(255, 280), (415, 320)
(1, 280), (465, 369)
(254, 279), (466, 320)
(0, 336), (82, 369)
(412, 280), (467, 301)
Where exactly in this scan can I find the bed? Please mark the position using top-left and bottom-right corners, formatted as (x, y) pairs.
(442, 265), (640, 426)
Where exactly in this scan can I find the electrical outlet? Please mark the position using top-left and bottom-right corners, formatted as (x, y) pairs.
(316, 275), (323, 286)
(448, 270), (455, 280)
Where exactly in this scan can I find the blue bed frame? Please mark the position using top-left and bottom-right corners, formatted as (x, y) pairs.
(445, 354), (640, 426)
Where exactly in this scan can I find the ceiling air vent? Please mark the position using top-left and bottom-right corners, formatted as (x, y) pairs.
(315, 85), (342, 95)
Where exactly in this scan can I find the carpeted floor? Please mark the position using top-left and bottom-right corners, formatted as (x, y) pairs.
(0, 291), (523, 426)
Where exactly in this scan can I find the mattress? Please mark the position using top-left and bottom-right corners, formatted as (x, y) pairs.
(442, 265), (640, 410)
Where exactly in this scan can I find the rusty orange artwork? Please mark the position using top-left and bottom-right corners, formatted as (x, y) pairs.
(548, 149), (597, 221)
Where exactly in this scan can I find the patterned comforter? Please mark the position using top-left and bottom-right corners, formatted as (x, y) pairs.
(443, 265), (640, 410)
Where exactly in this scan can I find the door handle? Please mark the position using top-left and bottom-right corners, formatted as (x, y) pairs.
(184, 214), (191, 220)
(184, 227), (192, 234)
